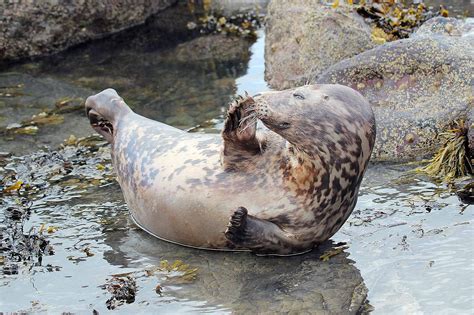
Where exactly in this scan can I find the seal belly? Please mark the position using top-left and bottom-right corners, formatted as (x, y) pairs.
(111, 117), (261, 248)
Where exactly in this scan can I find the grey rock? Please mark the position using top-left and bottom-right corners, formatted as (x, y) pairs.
(317, 35), (474, 161)
(468, 109), (474, 159)
(0, 0), (176, 62)
(264, 0), (375, 90)
(413, 16), (474, 38)
(413, 17), (474, 160)
(211, 0), (269, 14)
(173, 34), (252, 63)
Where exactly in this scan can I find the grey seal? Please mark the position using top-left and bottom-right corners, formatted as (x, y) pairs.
(85, 84), (376, 255)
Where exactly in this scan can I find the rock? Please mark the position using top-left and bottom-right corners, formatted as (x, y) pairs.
(0, 0), (176, 62)
(173, 34), (252, 63)
(317, 34), (474, 161)
(412, 17), (473, 38)
(264, 0), (375, 90)
(413, 17), (474, 159)
(210, 0), (270, 14)
(468, 110), (474, 159)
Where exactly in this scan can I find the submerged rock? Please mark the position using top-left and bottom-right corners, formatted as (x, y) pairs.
(210, 0), (269, 14)
(265, 0), (375, 90)
(0, 73), (94, 154)
(317, 33), (473, 161)
(0, 0), (176, 62)
(173, 34), (252, 64)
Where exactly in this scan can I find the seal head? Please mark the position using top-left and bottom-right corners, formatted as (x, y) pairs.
(254, 84), (375, 159)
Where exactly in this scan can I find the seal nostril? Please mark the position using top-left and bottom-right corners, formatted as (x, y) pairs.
(293, 92), (305, 100)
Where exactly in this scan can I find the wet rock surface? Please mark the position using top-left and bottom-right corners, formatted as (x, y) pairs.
(469, 111), (474, 158)
(172, 34), (253, 64)
(264, 0), (375, 90)
(0, 0), (176, 62)
(317, 33), (473, 161)
(210, 0), (269, 15)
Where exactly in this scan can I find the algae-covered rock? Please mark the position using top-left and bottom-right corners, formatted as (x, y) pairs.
(0, 0), (176, 62)
(265, 0), (375, 90)
(317, 34), (473, 161)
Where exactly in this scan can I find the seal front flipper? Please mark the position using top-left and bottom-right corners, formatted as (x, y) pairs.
(221, 95), (264, 170)
(225, 207), (313, 256)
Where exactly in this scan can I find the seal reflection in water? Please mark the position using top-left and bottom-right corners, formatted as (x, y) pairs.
(85, 84), (376, 255)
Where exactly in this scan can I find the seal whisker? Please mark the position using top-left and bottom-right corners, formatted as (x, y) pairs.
(239, 112), (257, 126)
(243, 106), (256, 113)
(239, 116), (258, 133)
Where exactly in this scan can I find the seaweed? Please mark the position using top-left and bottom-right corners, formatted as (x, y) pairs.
(332, 0), (451, 42)
(102, 259), (198, 309)
(186, 0), (264, 39)
(319, 243), (349, 261)
(105, 276), (137, 310)
(0, 135), (114, 275)
(416, 120), (473, 182)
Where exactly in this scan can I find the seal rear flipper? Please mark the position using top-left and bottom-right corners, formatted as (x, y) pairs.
(85, 88), (133, 143)
(225, 207), (313, 256)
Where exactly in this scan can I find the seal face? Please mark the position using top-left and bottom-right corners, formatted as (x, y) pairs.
(85, 85), (376, 255)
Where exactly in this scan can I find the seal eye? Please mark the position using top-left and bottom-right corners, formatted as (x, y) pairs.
(293, 92), (305, 100)
(277, 122), (291, 130)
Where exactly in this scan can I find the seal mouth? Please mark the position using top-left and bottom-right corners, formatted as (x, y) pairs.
(86, 107), (114, 138)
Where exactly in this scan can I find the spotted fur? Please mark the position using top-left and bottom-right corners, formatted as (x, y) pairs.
(85, 85), (376, 255)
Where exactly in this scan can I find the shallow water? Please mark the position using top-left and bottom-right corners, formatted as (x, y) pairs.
(1, 148), (472, 313)
(1, 3), (473, 314)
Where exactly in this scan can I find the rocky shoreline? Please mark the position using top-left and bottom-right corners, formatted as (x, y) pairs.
(0, 0), (177, 62)
(264, 1), (473, 162)
(1, 0), (472, 163)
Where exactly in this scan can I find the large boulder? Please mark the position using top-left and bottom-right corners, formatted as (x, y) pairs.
(414, 17), (474, 159)
(264, 0), (375, 90)
(317, 25), (474, 161)
(0, 0), (176, 62)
